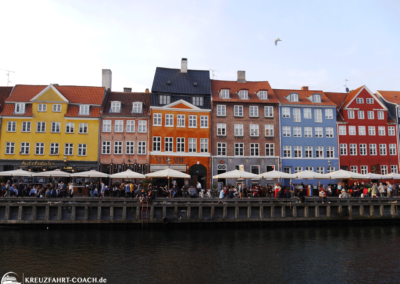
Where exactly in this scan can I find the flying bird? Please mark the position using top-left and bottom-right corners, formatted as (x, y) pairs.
(275, 38), (282, 46)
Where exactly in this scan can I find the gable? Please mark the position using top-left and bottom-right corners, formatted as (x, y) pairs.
(31, 84), (69, 103)
(163, 99), (200, 110)
(170, 102), (194, 109)
(345, 86), (386, 110)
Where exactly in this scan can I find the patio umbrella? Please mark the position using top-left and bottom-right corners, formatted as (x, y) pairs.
(32, 170), (71, 177)
(324, 169), (367, 180)
(110, 169), (146, 179)
(70, 170), (109, 178)
(257, 170), (296, 187)
(146, 168), (190, 191)
(382, 173), (400, 180)
(0, 169), (32, 176)
(213, 169), (259, 179)
(364, 173), (385, 180)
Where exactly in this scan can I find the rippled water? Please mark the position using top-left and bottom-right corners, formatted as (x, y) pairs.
(1, 225), (400, 283)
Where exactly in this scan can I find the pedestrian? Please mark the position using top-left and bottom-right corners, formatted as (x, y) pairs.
(298, 187), (306, 203)
(68, 183), (74, 198)
(378, 182), (385, 198)
(339, 189), (348, 198)
(387, 182), (392, 198)
(125, 183), (131, 198)
(196, 181), (202, 194)
(319, 187), (330, 204)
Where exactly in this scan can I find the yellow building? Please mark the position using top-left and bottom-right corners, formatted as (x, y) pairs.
(0, 84), (106, 172)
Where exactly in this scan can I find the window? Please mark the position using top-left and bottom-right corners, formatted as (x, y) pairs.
(38, 104), (46, 112)
(260, 91), (268, 100)
(381, 165), (388, 175)
(159, 95), (170, 105)
(284, 167), (291, 174)
(358, 126), (366, 136)
(350, 144), (357, 156)
(5, 142), (14, 154)
(36, 122), (46, 133)
(53, 104), (61, 112)
(282, 126), (291, 137)
(65, 122), (74, 133)
(340, 144), (347, 155)
(234, 143), (244, 156)
(361, 166), (368, 175)
(265, 125), (274, 137)
(126, 121), (135, 133)
(165, 114), (173, 127)
(358, 111), (365, 119)
(7, 121), (16, 132)
(126, 141), (135, 154)
(217, 142), (226, 156)
(250, 143), (259, 156)
(348, 110), (354, 119)
(316, 167), (324, 174)
(22, 121), (31, 132)
(290, 93), (299, 102)
(294, 146), (302, 157)
(389, 126), (395, 136)
(79, 105), (90, 115)
(360, 144), (367, 155)
(339, 126), (346, 135)
(283, 146), (291, 157)
(240, 90), (248, 99)
(301, 146), (311, 158)
(299, 128), (310, 139)
(153, 114), (161, 126)
(165, 137), (173, 152)
(51, 122), (60, 133)
(314, 109), (322, 122)
(378, 111), (384, 120)
(315, 127), (323, 138)
(326, 127), (334, 138)
(138, 141), (146, 154)
(189, 115), (197, 127)
(366, 98), (373, 104)
(114, 141), (123, 154)
(304, 108), (312, 119)
(326, 146), (334, 158)
(380, 144), (387, 155)
(103, 120), (111, 132)
(249, 106), (259, 117)
(189, 138), (197, 153)
(293, 127), (302, 137)
(152, 137), (161, 151)
(221, 89), (230, 99)
(391, 165), (398, 174)
(349, 126), (356, 135)
(316, 146), (323, 158)
(217, 124), (226, 136)
(115, 120), (123, 133)
(293, 108), (301, 122)
(15, 103), (25, 114)
(264, 106), (273, 118)
(20, 142), (30, 155)
(200, 116), (208, 128)
(325, 109), (333, 119)
(265, 143), (274, 156)
(200, 138), (208, 153)
(250, 124), (259, 137)
(234, 105), (243, 117)
(192, 96), (203, 106)
(389, 144), (397, 155)
(110, 102), (121, 113)
(177, 138), (185, 152)
(368, 126), (376, 136)
(356, 98), (364, 104)
(132, 102), (142, 114)
(80, 123), (88, 134)
(35, 143), (45, 155)
(217, 105), (226, 116)
(47, 143), (58, 155)
(177, 115), (185, 127)
(378, 127), (385, 136)
(350, 166), (357, 173)
(78, 144), (87, 156)
(367, 111), (374, 119)
(138, 121), (147, 133)
(102, 141), (111, 154)
(282, 107), (290, 118)
(294, 167), (303, 173)
(313, 94), (321, 103)
(369, 144), (377, 155)
(234, 124), (244, 136)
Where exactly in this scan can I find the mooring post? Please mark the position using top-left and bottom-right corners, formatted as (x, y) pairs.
(18, 206), (22, 221)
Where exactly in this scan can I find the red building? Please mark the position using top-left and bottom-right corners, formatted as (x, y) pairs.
(326, 86), (399, 176)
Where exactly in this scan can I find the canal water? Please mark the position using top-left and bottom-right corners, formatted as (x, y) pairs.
(0, 225), (399, 283)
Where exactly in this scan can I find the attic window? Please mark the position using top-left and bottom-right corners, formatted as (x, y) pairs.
(159, 95), (170, 105)
(259, 91), (268, 100)
(132, 102), (143, 114)
(240, 90), (248, 100)
(110, 101), (121, 113)
(167, 81), (171, 85)
(79, 105), (90, 115)
(289, 93), (299, 102)
(15, 103), (25, 114)
(221, 89), (230, 99)
(193, 82), (198, 86)
(312, 94), (321, 103)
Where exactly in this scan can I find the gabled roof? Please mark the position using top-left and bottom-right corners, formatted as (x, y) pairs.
(30, 84), (69, 102)
(6, 84), (105, 105)
(0, 86), (13, 114)
(1, 104), (33, 117)
(376, 90), (400, 105)
(160, 99), (200, 109)
(342, 85), (386, 110)
(273, 88), (336, 106)
(211, 80), (279, 103)
(102, 91), (150, 116)
(324, 92), (347, 109)
(151, 67), (211, 95)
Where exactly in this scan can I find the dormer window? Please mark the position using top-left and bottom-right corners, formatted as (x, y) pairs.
(240, 90), (248, 100)
(159, 95), (170, 105)
(312, 94), (321, 103)
(221, 89), (230, 99)
(15, 103), (25, 114)
(79, 105), (90, 115)
(192, 96), (203, 106)
(289, 93), (299, 102)
(132, 102), (143, 114)
(259, 91), (268, 100)
(110, 101), (121, 113)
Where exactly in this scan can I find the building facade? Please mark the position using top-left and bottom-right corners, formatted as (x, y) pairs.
(274, 87), (339, 186)
(210, 72), (280, 187)
(149, 58), (211, 189)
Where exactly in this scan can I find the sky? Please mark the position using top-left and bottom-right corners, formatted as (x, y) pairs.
(0, 0), (399, 93)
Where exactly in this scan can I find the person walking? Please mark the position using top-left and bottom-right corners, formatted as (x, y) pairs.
(378, 182), (386, 198)
(387, 182), (393, 198)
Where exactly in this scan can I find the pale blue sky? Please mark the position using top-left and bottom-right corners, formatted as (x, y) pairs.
(0, 0), (399, 93)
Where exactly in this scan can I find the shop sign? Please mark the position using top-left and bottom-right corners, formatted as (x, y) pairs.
(22, 161), (56, 166)
(153, 156), (186, 164)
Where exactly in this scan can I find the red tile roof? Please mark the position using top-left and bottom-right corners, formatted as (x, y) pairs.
(64, 106), (101, 118)
(324, 92), (347, 109)
(273, 89), (336, 106)
(211, 80), (279, 103)
(340, 86), (363, 109)
(102, 91), (151, 116)
(1, 103), (33, 116)
(6, 85), (105, 105)
(0, 87), (13, 113)
(376, 90), (400, 104)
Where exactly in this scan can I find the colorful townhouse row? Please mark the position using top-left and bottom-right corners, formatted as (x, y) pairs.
(0, 58), (399, 188)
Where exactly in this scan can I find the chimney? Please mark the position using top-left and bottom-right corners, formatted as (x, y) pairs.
(181, 58), (188, 73)
(124, 87), (132, 92)
(301, 86), (309, 91)
(237, 71), (246, 83)
(145, 88), (150, 93)
(102, 69), (112, 90)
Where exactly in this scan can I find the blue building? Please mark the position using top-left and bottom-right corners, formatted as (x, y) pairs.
(274, 87), (339, 186)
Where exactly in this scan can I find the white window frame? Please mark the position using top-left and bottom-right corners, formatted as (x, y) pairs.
(177, 138), (185, 153)
(326, 146), (334, 158)
(177, 115), (185, 127)
(283, 146), (291, 157)
(293, 108), (301, 122)
(361, 166), (368, 175)
(138, 141), (146, 155)
(294, 146), (302, 158)
(314, 109), (322, 123)
(356, 98), (364, 104)
(350, 144), (357, 156)
(358, 126), (366, 136)
(340, 144), (347, 156)
(305, 146), (313, 158)
(153, 114), (162, 126)
(378, 111), (384, 120)
(349, 126), (356, 136)
(339, 126), (346, 135)
(38, 104), (47, 112)
(358, 110), (364, 119)
(138, 120), (147, 133)
(52, 104), (61, 112)
(367, 111), (374, 119)
(165, 114), (174, 127)
(78, 144), (87, 156)
(189, 138), (197, 153)
(282, 107), (290, 118)
(360, 144), (367, 156)
(348, 110), (354, 119)
(250, 143), (259, 156)
(36, 122), (46, 133)
(79, 105), (90, 115)
(240, 90), (248, 100)
(132, 102), (143, 114)
(388, 126), (395, 136)
(379, 144), (387, 156)
(200, 138), (208, 153)
(282, 126), (291, 137)
(15, 103), (25, 114)
(152, 137), (161, 152)
(325, 109), (333, 119)
(114, 141), (123, 155)
(217, 124), (226, 136)
(20, 142), (30, 155)
(381, 165), (388, 175)
(221, 89), (230, 99)
(368, 126), (376, 136)
(326, 127), (334, 138)
(165, 137), (173, 152)
(189, 115), (197, 128)
(316, 146), (324, 158)
(264, 106), (273, 117)
(51, 122), (60, 133)
(200, 116), (208, 128)
(366, 98), (374, 104)
(102, 120), (111, 132)
(64, 143), (73, 156)
(250, 124), (259, 137)
(126, 141), (135, 154)
(315, 127), (323, 138)
(114, 120), (124, 133)
(50, 143), (59, 155)
(110, 102), (121, 113)
(217, 105), (226, 116)
(234, 143), (244, 157)
(378, 126), (386, 136)
(304, 108), (312, 119)
(369, 144), (377, 155)
(234, 124), (244, 137)
(7, 121), (16, 132)
(35, 142), (45, 155)
(391, 165), (398, 174)
(217, 142), (226, 156)
(265, 143), (274, 157)
(102, 141), (111, 154)
(5, 142), (15, 155)
(22, 121), (31, 133)
(389, 144), (397, 155)
(293, 127), (302, 137)
(234, 105), (243, 117)
(265, 125), (274, 137)
(65, 122), (74, 134)
(126, 120), (135, 133)
(249, 106), (259, 117)
(304, 127), (312, 138)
